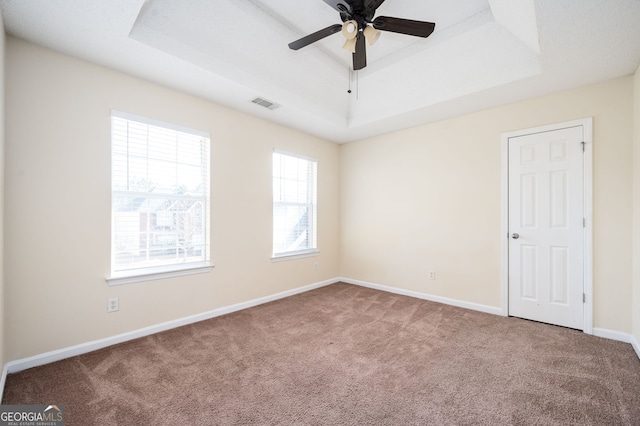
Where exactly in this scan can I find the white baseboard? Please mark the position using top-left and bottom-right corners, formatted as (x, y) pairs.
(592, 327), (633, 342)
(592, 327), (640, 360)
(4, 278), (338, 375)
(343, 278), (640, 361)
(0, 277), (500, 383)
(631, 335), (640, 359)
(3, 277), (638, 393)
(340, 277), (503, 316)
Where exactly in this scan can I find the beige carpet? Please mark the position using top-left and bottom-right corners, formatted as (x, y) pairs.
(3, 282), (640, 425)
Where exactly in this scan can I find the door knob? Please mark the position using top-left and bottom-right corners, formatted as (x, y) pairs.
(512, 233), (519, 239)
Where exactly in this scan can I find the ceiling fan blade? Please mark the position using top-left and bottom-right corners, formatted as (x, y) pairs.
(372, 16), (436, 38)
(353, 31), (367, 70)
(364, 0), (385, 18)
(288, 24), (342, 50)
(321, 0), (352, 16)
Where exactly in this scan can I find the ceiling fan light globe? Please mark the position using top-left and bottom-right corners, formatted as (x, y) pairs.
(342, 37), (357, 53)
(341, 20), (358, 40)
(363, 26), (381, 46)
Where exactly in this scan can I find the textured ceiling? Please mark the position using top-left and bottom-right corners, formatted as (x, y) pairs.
(1, 0), (640, 143)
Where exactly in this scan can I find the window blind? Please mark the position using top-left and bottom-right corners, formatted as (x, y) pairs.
(111, 111), (210, 276)
(272, 151), (318, 257)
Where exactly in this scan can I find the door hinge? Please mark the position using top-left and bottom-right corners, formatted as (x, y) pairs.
(583, 217), (586, 228)
(583, 293), (586, 303)
(581, 141), (586, 152)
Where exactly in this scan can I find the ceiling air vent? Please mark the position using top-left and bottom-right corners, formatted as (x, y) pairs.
(250, 97), (281, 111)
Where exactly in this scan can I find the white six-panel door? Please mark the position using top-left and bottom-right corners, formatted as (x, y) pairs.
(508, 125), (585, 329)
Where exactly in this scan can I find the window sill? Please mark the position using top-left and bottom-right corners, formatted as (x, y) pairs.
(107, 264), (213, 286)
(271, 250), (319, 262)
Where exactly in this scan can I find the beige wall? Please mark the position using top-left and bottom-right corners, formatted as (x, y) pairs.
(4, 38), (340, 361)
(633, 65), (640, 348)
(340, 76), (635, 332)
(3, 35), (638, 363)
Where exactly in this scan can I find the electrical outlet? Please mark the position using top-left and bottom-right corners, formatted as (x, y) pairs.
(428, 271), (435, 280)
(107, 297), (119, 313)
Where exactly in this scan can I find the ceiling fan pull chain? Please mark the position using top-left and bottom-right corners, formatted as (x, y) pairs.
(347, 67), (352, 94)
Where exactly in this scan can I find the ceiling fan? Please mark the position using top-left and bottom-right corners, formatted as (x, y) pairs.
(288, 0), (436, 71)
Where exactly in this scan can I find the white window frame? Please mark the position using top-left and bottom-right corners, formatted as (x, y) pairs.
(107, 110), (212, 285)
(272, 150), (318, 260)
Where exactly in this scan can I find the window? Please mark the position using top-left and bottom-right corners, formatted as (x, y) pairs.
(109, 111), (210, 284)
(272, 151), (318, 258)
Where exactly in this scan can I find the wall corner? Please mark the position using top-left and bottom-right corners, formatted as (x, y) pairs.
(632, 64), (640, 355)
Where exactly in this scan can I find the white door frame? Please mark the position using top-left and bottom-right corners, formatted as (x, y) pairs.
(500, 118), (593, 334)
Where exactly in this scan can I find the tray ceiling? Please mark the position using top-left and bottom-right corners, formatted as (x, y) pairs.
(1, 0), (640, 142)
